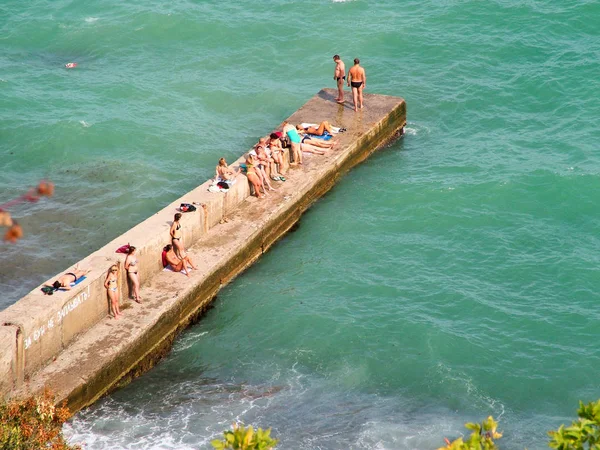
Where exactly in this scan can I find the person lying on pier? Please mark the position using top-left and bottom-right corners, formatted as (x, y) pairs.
(268, 133), (286, 181)
(170, 213), (187, 259)
(282, 121), (303, 166)
(245, 152), (267, 198)
(104, 265), (121, 319)
(287, 130), (329, 156)
(300, 141), (326, 155)
(45, 266), (91, 291)
(298, 121), (334, 136)
(163, 244), (197, 277)
(295, 128), (337, 150)
(215, 158), (237, 182)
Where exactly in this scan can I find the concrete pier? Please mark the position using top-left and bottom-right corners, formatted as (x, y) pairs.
(0, 88), (406, 412)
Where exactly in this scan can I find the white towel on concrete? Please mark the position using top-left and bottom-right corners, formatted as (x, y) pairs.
(163, 265), (192, 275)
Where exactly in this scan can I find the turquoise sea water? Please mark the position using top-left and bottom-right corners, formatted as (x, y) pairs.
(2, 0), (600, 448)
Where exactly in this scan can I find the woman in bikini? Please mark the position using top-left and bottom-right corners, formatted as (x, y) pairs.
(295, 127), (337, 151)
(163, 244), (198, 277)
(268, 133), (286, 181)
(46, 266), (90, 291)
(104, 264), (121, 319)
(282, 121), (303, 165)
(255, 143), (276, 191)
(170, 213), (186, 259)
(301, 121), (334, 136)
(124, 245), (141, 303)
(245, 153), (266, 198)
(216, 157), (236, 182)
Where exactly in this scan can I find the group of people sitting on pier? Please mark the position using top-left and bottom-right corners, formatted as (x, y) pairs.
(241, 120), (342, 198)
(43, 120), (344, 319)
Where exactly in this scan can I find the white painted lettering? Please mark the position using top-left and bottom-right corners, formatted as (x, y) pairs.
(25, 285), (91, 351)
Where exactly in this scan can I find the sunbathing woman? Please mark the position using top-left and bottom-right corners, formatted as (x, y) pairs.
(245, 153), (266, 198)
(170, 213), (186, 259)
(46, 266), (90, 291)
(163, 244), (197, 277)
(268, 133), (286, 181)
(125, 245), (141, 303)
(216, 157), (236, 181)
(255, 143), (276, 190)
(295, 127), (337, 149)
(104, 264), (121, 319)
(300, 121), (334, 136)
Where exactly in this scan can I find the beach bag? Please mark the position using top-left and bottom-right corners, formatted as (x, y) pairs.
(180, 203), (197, 212)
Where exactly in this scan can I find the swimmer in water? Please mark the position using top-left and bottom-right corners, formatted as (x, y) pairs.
(65, 63), (77, 69)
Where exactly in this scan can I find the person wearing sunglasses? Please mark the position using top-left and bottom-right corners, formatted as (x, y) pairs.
(104, 265), (122, 319)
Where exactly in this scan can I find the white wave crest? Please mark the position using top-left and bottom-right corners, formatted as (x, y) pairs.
(79, 120), (92, 128)
(85, 17), (99, 23)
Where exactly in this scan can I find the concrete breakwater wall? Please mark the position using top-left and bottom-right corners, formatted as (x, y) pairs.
(0, 89), (406, 411)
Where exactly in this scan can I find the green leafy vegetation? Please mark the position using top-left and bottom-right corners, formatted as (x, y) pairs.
(439, 399), (600, 450)
(548, 400), (600, 450)
(0, 390), (80, 450)
(438, 416), (502, 450)
(211, 423), (278, 450)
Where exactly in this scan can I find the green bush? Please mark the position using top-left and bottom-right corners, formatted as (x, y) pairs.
(548, 400), (600, 449)
(438, 416), (502, 450)
(211, 423), (278, 450)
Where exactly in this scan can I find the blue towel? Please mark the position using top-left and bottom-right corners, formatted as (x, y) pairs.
(307, 133), (332, 141)
(59, 276), (87, 290)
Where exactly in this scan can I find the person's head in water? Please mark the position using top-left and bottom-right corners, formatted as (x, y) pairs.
(174, 213), (182, 222)
(354, 58), (360, 65)
(333, 55), (340, 61)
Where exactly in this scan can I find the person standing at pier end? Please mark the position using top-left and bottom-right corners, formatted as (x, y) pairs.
(347, 58), (366, 112)
(333, 55), (346, 104)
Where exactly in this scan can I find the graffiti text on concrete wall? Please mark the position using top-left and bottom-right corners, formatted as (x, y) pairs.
(24, 286), (91, 350)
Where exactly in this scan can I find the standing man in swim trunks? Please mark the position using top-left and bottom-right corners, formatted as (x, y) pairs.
(333, 55), (346, 104)
(347, 58), (366, 112)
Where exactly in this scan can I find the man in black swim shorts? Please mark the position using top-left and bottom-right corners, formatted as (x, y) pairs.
(347, 58), (367, 112)
(333, 55), (346, 104)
